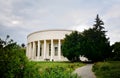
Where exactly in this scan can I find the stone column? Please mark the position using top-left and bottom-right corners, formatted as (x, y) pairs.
(50, 39), (54, 61)
(58, 39), (61, 60)
(29, 43), (32, 59)
(27, 43), (30, 58)
(43, 40), (46, 59)
(26, 43), (29, 57)
(37, 40), (40, 59)
(33, 42), (35, 59)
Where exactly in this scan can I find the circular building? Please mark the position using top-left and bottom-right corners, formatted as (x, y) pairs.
(26, 29), (72, 61)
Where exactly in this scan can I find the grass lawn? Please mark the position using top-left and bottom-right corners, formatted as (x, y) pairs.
(25, 61), (85, 78)
(92, 61), (120, 78)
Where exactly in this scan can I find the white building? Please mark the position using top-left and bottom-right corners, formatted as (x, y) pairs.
(26, 29), (72, 61)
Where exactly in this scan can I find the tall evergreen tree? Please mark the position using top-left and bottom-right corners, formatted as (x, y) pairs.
(93, 14), (104, 31)
(82, 14), (111, 62)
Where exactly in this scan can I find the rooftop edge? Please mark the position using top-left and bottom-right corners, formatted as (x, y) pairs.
(27, 29), (74, 38)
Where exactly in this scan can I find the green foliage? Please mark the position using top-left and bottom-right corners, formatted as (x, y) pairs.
(62, 31), (83, 62)
(40, 66), (77, 78)
(62, 15), (111, 62)
(0, 35), (83, 78)
(23, 62), (41, 78)
(93, 62), (110, 72)
(21, 43), (25, 48)
(81, 14), (111, 62)
(111, 42), (120, 60)
(23, 62), (84, 78)
(0, 35), (28, 78)
(93, 61), (120, 78)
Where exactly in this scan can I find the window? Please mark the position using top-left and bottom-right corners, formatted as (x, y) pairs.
(54, 47), (58, 56)
(49, 44), (51, 56)
(36, 45), (38, 56)
(61, 45), (63, 55)
(40, 47), (42, 56)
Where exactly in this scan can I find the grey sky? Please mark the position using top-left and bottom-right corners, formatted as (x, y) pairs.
(0, 0), (120, 45)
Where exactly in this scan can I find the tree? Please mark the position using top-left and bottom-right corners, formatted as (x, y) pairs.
(82, 14), (111, 62)
(61, 14), (111, 62)
(62, 31), (83, 62)
(21, 43), (25, 48)
(111, 42), (120, 60)
(0, 35), (28, 78)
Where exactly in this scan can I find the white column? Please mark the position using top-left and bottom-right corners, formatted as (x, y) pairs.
(26, 43), (29, 57)
(43, 40), (46, 59)
(37, 40), (40, 59)
(58, 39), (61, 60)
(27, 43), (30, 58)
(29, 43), (32, 59)
(50, 39), (54, 61)
(33, 42), (35, 59)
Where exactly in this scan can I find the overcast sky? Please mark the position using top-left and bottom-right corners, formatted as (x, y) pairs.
(0, 0), (120, 45)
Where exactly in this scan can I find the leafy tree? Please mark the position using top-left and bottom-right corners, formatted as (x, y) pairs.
(62, 31), (83, 62)
(111, 42), (120, 60)
(82, 14), (111, 62)
(0, 35), (28, 78)
(62, 15), (111, 62)
(21, 43), (25, 48)
(21, 43), (26, 54)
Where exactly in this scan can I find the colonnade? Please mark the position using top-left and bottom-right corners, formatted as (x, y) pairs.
(27, 39), (62, 61)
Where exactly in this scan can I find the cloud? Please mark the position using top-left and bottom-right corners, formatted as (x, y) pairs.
(70, 24), (91, 32)
(101, 4), (120, 44)
(11, 20), (20, 25)
(107, 29), (120, 45)
(0, 0), (120, 44)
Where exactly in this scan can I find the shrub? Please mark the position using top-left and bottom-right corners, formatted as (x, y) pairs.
(99, 62), (110, 71)
(0, 46), (28, 78)
(93, 61), (120, 78)
(23, 62), (41, 78)
(23, 62), (83, 78)
(39, 66), (78, 78)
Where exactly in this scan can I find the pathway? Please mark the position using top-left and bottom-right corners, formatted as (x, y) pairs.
(73, 64), (96, 78)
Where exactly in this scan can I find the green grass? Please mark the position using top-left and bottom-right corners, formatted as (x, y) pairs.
(92, 61), (120, 78)
(33, 62), (84, 71)
(24, 61), (84, 78)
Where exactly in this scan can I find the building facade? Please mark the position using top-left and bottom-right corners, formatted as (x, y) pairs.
(26, 30), (72, 61)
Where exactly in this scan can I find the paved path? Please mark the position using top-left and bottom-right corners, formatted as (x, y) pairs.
(73, 64), (96, 78)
